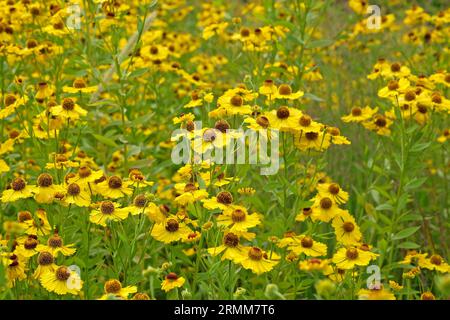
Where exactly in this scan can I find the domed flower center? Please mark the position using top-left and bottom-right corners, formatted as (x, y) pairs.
(390, 63), (401, 72)
(231, 209), (246, 222)
(12, 178), (26, 191)
(37, 173), (53, 187)
(346, 248), (359, 260)
(38, 251), (54, 265)
(278, 84), (292, 95)
(305, 132), (318, 141)
(299, 115), (312, 127)
(183, 183), (197, 193)
(203, 129), (217, 142)
(375, 116), (387, 127)
(18, 211), (32, 222)
(320, 197), (333, 209)
(166, 272), (178, 281)
(24, 237), (38, 250)
(108, 176), (123, 189)
(388, 80), (399, 91)
(328, 183), (340, 195)
(404, 90), (416, 101)
(276, 106), (290, 119)
(217, 191), (233, 204)
(105, 279), (122, 294)
(302, 207), (312, 216)
(73, 78), (87, 88)
(214, 120), (230, 133)
(230, 95), (243, 107)
(134, 194), (147, 207)
(67, 183), (81, 196)
(48, 235), (63, 248)
(256, 116), (270, 128)
(78, 166), (92, 178)
(248, 247), (263, 261)
(351, 107), (362, 116)
(417, 103), (427, 114)
(4, 94), (16, 106)
(240, 27), (250, 37)
(186, 120), (195, 132)
(56, 266), (71, 281)
(430, 255), (442, 266)
(223, 233), (239, 247)
(301, 236), (313, 248)
(100, 201), (115, 215)
(62, 98), (75, 111)
(165, 219), (179, 232)
(343, 222), (355, 232)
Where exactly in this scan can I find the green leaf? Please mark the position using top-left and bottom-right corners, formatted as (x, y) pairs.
(375, 203), (393, 211)
(91, 134), (118, 148)
(404, 177), (427, 191)
(397, 241), (421, 249)
(392, 226), (421, 240)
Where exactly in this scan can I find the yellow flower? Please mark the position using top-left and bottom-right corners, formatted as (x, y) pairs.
(99, 279), (137, 300)
(273, 84), (304, 100)
(3, 253), (27, 288)
(1, 177), (35, 202)
(151, 217), (192, 243)
(332, 247), (378, 269)
(203, 22), (228, 40)
(362, 114), (393, 136)
(202, 191), (234, 210)
(358, 287), (396, 300)
(40, 266), (83, 295)
(24, 209), (52, 236)
(14, 235), (40, 258)
(174, 183), (209, 206)
(295, 131), (331, 152)
(95, 176), (133, 199)
(348, 0), (369, 14)
(310, 196), (342, 222)
(161, 272), (186, 292)
(217, 206), (261, 232)
(265, 106), (302, 131)
(239, 246), (279, 275)
(332, 211), (362, 245)
(62, 78), (98, 94)
(419, 254), (450, 273)
(207, 232), (247, 263)
(89, 201), (130, 227)
(51, 98), (87, 120)
(341, 106), (378, 123)
(287, 235), (327, 257)
(36, 233), (76, 257)
(33, 251), (57, 279)
(62, 182), (91, 207)
(299, 258), (329, 272)
(378, 78), (410, 98)
(317, 183), (349, 204)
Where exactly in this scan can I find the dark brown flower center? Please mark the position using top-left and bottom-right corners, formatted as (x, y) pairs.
(301, 236), (313, 248)
(276, 106), (290, 119)
(351, 107), (362, 116)
(346, 248), (359, 260)
(305, 132), (318, 141)
(105, 279), (122, 293)
(48, 235), (63, 248)
(165, 219), (179, 232)
(231, 209), (246, 222)
(67, 183), (81, 196)
(203, 129), (217, 142)
(166, 272), (178, 280)
(108, 176), (122, 189)
(38, 251), (54, 265)
(183, 183), (197, 193)
(320, 197), (332, 209)
(299, 115), (311, 127)
(18, 211), (32, 222)
(73, 79), (86, 88)
(24, 237), (38, 249)
(390, 63), (401, 72)
(430, 255), (442, 265)
(78, 166), (92, 178)
(214, 120), (230, 133)
(404, 90), (416, 101)
(248, 247), (263, 261)
(217, 191), (233, 204)
(100, 201), (115, 214)
(230, 95), (243, 107)
(278, 84), (292, 95)
(62, 98), (75, 110)
(375, 116), (387, 127)
(37, 173), (53, 187)
(343, 222), (355, 232)
(56, 266), (71, 281)
(328, 183), (340, 195)
(388, 80), (399, 91)
(12, 178), (26, 191)
(4, 94), (17, 106)
(134, 194), (147, 207)
(417, 103), (427, 114)
(302, 207), (312, 216)
(256, 116), (270, 128)
(223, 233), (239, 247)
